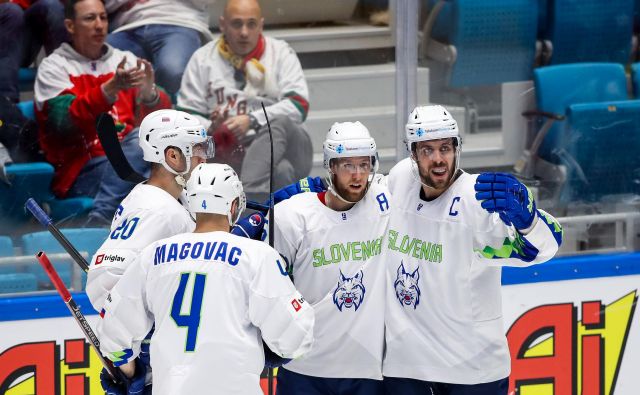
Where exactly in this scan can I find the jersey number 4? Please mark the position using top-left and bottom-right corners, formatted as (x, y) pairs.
(171, 272), (207, 352)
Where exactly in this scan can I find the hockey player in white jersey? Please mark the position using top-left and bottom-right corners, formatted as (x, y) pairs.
(85, 109), (212, 393)
(87, 109), (213, 311)
(274, 122), (390, 395)
(382, 105), (563, 395)
(96, 163), (314, 395)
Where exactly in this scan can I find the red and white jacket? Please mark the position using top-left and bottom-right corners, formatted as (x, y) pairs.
(34, 43), (171, 197)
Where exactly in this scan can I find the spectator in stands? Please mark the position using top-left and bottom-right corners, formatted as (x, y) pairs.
(178, 0), (312, 203)
(34, 0), (172, 225)
(0, 0), (69, 103)
(105, 0), (214, 97)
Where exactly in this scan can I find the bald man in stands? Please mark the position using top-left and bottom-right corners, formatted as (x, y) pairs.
(177, 0), (313, 203)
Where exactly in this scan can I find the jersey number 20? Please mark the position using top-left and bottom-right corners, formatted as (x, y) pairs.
(171, 272), (207, 352)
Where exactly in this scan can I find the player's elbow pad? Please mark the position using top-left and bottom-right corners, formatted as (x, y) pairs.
(250, 290), (315, 359)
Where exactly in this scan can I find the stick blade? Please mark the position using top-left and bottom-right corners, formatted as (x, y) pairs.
(96, 113), (146, 184)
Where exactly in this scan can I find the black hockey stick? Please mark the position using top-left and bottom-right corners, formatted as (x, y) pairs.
(96, 113), (146, 184)
(25, 198), (90, 272)
(260, 102), (276, 395)
(95, 113), (269, 213)
(36, 251), (123, 384)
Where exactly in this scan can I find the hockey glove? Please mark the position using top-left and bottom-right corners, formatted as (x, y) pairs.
(474, 172), (537, 230)
(100, 358), (147, 395)
(271, 176), (325, 205)
(263, 340), (292, 368)
(231, 212), (266, 241)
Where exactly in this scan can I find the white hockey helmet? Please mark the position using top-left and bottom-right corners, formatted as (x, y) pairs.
(323, 121), (379, 173)
(139, 109), (214, 176)
(186, 163), (246, 226)
(405, 105), (460, 152)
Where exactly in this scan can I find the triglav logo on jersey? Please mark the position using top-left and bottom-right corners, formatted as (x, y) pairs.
(333, 270), (365, 311)
(394, 262), (421, 309)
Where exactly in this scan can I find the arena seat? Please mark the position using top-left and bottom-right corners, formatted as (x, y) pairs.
(0, 237), (16, 275)
(532, 63), (628, 163)
(16, 100), (35, 121)
(523, 63), (639, 203)
(20, 228), (108, 289)
(560, 101), (640, 202)
(422, 0), (538, 87)
(539, 0), (634, 65)
(0, 273), (37, 294)
(18, 67), (37, 92)
(631, 62), (640, 97)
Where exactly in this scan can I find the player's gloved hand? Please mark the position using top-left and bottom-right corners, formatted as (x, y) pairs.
(263, 340), (292, 368)
(271, 176), (325, 205)
(231, 212), (266, 241)
(100, 359), (147, 395)
(474, 172), (537, 230)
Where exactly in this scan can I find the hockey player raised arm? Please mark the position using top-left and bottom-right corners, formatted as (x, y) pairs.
(248, 247), (314, 359)
(473, 172), (563, 266)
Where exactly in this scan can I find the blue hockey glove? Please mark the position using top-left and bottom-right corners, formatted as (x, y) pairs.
(231, 212), (266, 241)
(474, 172), (537, 230)
(100, 359), (147, 395)
(271, 176), (325, 205)
(263, 341), (292, 368)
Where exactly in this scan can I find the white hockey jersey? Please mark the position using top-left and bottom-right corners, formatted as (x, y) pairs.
(273, 182), (391, 379)
(97, 231), (314, 395)
(177, 36), (309, 128)
(382, 158), (563, 384)
(86, 184), (194, 311)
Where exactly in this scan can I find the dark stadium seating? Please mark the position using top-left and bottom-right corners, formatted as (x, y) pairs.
(539, 0), (634, 65)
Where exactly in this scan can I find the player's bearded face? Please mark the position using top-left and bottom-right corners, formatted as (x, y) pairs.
(331, 156), (372, 202)
(413, 138), (456, 191)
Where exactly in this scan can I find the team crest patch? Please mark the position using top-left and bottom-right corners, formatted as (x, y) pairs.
(333, 270), (365, 311)
(394, 262), (421, 309)
(249, 213), (263, 226)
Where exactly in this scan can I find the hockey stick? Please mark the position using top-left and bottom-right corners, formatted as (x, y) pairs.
(96, 113), (146, 183)
(25, 198), (90, 272)
(260, 103), (276, 395)
(95, 113), (269, 213)
(36, 251), (122, 384)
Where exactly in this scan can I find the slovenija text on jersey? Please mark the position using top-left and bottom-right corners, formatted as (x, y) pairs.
(387, 229), (442, 263)
(312, 237), (383, 267)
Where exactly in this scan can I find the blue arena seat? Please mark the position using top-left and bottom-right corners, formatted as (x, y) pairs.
(21, 228), (108, 289)
(423, 0), (538, 87)
(631, 63), (640, 97)
(0, 163), (56, 221)
(525, 63), (640, 203)
(0, 237), (16, 275)
(560, 101), (640, 202)
(17, 100), (35, 121)
(0, 273), (38, 294)
(540, 0), (634, 65)
(533, 63), (629, 163)
(18, 68), (37, 92)
(21, 228), (109, 258)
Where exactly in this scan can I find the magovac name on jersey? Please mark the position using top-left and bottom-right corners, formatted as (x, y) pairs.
(154, 241), (242, 267)
(387, 229), (443, 263)
(311, 236), (384, 267)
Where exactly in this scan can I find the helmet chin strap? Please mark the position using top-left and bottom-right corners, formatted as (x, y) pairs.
(161, 154), (192, 187)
